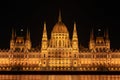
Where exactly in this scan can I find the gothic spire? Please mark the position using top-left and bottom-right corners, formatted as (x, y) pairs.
(72, 21), (78, 40)
(89, 28), (95, 50)
(72, 21), (78, 52)
(41, 21), (48, 51)
(105, 28), (110, 49)
(90, 28), (94, 40)
(74, 21), (77, 32)
(15, 29), (16, 37)
(43, 21), (47, 32)
(26, 28), (30, 40)
(11, 28), (14, 40)
(42, 21), (48, 41)
(106, 28), (109, 39)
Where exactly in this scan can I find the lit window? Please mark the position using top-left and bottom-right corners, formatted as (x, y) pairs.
(59, 40), (61, 47)
(44, 54), (45, 57)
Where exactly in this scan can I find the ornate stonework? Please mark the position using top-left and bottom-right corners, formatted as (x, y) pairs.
(0, 11), (119, 71)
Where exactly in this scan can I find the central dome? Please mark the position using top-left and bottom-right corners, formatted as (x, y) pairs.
(52, 10), (68, 33)
(52, 21), (68, 33)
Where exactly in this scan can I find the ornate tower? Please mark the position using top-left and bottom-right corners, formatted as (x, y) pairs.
(89, 28), (95, 50)
(41, 22), (48, 56)
(10, 28), (32, 51)
(50, 10), (71, 48)
(89, 28), (111, 51)
(41, 22), (48, 67)
(72, 22), (79, 53)
(25, 28), (31, 50)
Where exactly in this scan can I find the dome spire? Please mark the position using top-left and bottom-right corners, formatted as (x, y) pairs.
(58, 9), (62, 22)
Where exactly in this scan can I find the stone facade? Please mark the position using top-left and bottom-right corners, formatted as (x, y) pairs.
(0, 11), (120, 71)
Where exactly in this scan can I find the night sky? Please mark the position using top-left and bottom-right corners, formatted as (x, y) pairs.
(0, 0), (120, 49)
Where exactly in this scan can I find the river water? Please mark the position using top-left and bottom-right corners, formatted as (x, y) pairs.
(0, 75), (120, 80)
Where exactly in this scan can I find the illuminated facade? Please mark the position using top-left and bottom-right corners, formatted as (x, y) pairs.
(0, 11), (120, 71)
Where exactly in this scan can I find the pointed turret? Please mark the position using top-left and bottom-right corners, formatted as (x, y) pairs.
(105, 28), (110, 49)
(26, 28), (30, 40)
(41, 21), (48, 58)
(89, 28), (95, 50)
(25, 28), (31, 50)
(44, 22), (47, 32)
(104, 28), (108, 39)
(10, 28), (15, 50)
(106, 28), (109, 39)
(11, 28), (15, 40)
(42, 21), (48, 41)
(74, 22), (77, 32)
(90, 28), (94, 40)
(72, 22), (78, 41)
(72, 22), (79, 53)
(58, 9), (62, 22)
(41, 21), (48, 51)
(15, 29), (16, 37)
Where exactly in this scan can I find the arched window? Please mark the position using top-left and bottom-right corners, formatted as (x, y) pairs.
(44, 54), (45, 57)
(59, 40), (61, 47)
(63, 40), (64, 47)
(74, 54), (76, 57)
(56, 41), (57, 47)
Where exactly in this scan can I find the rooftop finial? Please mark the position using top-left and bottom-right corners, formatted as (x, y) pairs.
(106, 27), (109, 39)
(26, 27), (30, 40)
(74, 21), (76, 32)
(44, 21), (46, 31)
(58, 9), (62, 22)
(12, 27), (14, 39)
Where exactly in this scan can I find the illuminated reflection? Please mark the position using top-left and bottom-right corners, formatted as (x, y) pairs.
(0, 75), (120, 80)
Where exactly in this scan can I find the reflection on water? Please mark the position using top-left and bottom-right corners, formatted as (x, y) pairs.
(0, 75), (120, 80)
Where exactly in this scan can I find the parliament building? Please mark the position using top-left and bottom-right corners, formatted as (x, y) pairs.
(0, 11), (120, 71)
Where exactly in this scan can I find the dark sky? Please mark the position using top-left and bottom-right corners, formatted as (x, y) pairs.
(0, 0), (120, 49)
